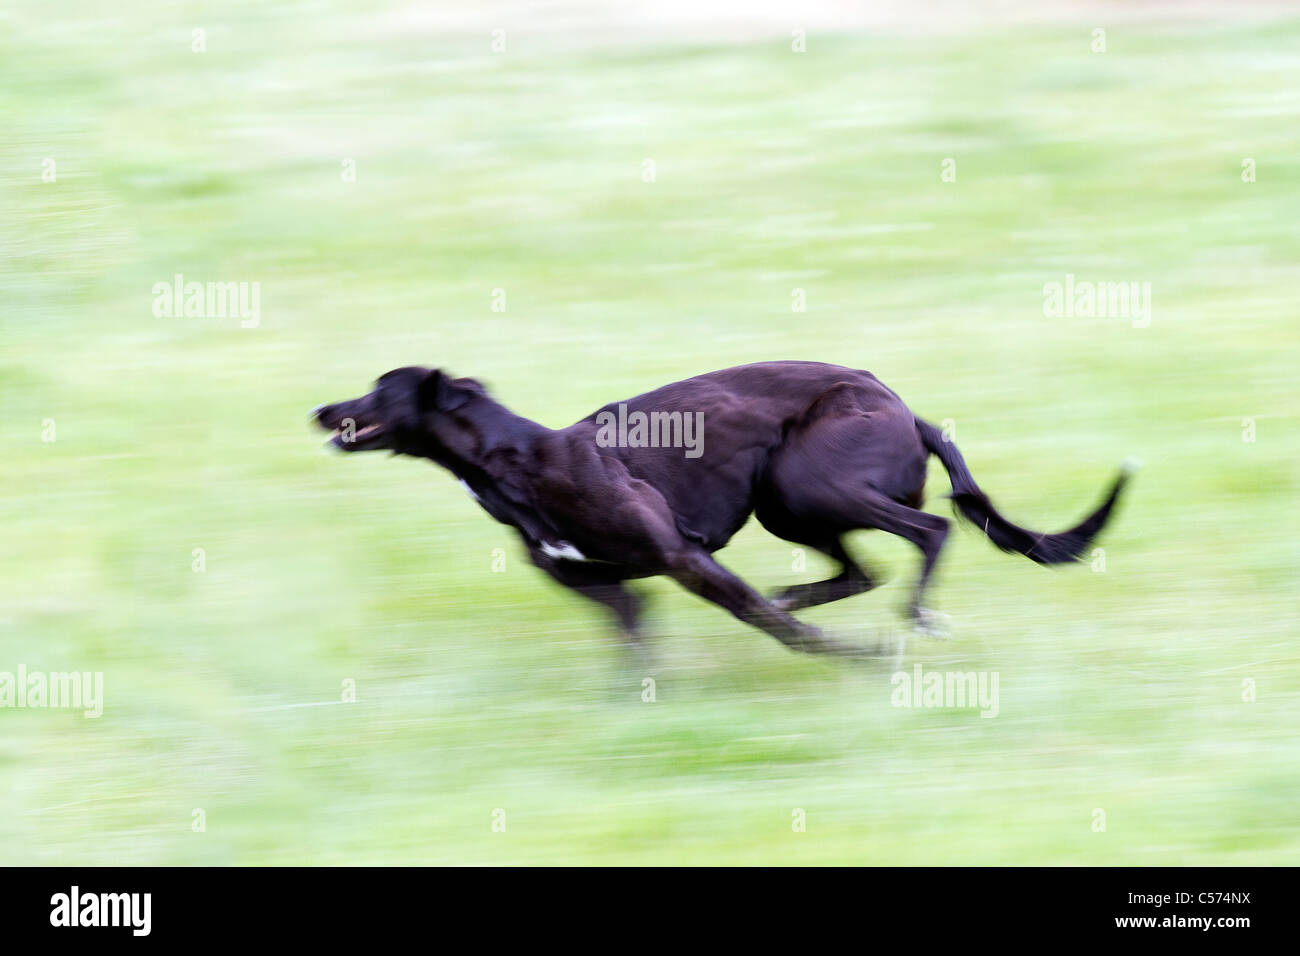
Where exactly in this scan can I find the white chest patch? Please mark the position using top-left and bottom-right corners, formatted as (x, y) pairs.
(458, 479), (480, 502)
(539, 541), (590, 562)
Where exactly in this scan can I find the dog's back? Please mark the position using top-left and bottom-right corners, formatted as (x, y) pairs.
(567, 361), (909, 548)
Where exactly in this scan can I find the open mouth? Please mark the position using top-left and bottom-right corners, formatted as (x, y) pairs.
(328, 422), (387, 449)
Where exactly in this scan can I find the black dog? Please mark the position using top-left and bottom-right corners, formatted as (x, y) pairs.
(313, 361), (1130, 658)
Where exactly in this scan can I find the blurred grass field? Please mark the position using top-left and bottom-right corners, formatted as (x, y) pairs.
(2, 1), (1298, 864)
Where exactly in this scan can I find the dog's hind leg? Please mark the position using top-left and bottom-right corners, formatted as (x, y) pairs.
(756, 492), (880, 612)
(668, 549), (878, 658)
(763, 395), (950, 631)
(768, 537), (879, 612)
(793, 489), (950, 630)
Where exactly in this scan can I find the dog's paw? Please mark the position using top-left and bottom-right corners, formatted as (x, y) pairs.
(912, 608), (951, 639)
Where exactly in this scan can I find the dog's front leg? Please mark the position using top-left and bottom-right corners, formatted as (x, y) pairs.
(668, 550), (879, 659)
(529, 550), (651, 666)
(574, 580), (651, 667)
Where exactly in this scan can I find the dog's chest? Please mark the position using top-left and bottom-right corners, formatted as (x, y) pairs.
(456, 474), (572, 555)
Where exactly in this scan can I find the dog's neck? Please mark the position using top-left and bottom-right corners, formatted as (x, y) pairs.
(456, 396), (549, 468)
(420, 397), (562, 546)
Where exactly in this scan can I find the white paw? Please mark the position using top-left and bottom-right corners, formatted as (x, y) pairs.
(913, 608), (951, 638)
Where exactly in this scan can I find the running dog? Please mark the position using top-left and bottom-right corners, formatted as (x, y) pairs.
(313, 361), (1131, 657)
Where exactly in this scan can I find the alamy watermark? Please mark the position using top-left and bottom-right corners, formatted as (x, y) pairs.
(50, 886), (150, 936)
(152, 273), (260, 328)
(0, 665), (103, 718)
(1043, 273), (1151, 328)
(595, 404), (704, 458)
(891, 663), (999, 718)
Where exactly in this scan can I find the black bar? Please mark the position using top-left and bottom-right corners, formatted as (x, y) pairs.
(0, 867), (1282, 942)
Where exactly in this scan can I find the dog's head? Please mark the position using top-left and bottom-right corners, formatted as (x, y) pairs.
(313, 367), (488, 458)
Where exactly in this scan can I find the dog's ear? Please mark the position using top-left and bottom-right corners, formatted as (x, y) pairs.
(417, 369), (484, 414)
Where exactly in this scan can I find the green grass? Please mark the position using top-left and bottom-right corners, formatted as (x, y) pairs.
(1, 2), (1297, 864)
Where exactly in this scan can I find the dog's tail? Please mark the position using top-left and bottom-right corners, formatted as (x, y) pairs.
(915, 417), (1134, 565)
